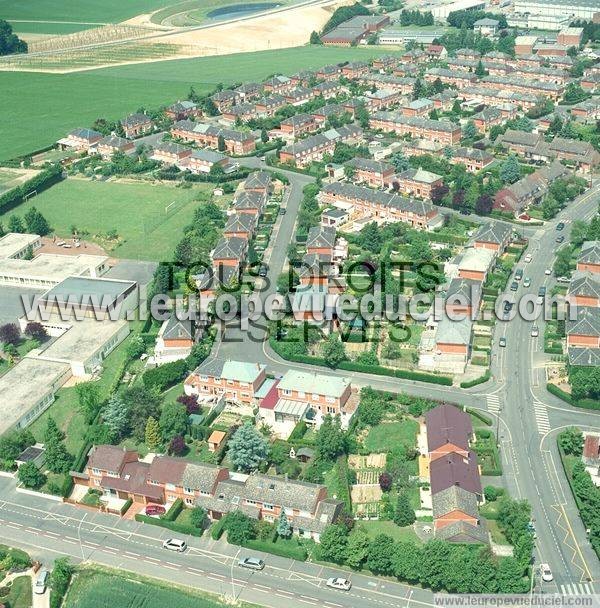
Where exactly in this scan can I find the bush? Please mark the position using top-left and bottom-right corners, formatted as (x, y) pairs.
(120, 499), (133, 516)
(243, 538), (308, 561)
(466, 407), (493, 426)
(460, 371), (491, 388)
(0, 164), (63, 213)
(163, 498), (184, 522)
(211, 518), (227, 540)
(547, 383), (600, 411)
(135, 513), (204, 537)
(142, 359), (188, 391)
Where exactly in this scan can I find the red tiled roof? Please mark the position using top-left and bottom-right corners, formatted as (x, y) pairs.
(259, 379), (280, 410)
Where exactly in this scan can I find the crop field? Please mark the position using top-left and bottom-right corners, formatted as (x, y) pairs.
(0, 178), (214, 261)
(0, 42), (184, 71)
(64, 570), (254, 608)
(0, 46), (398, 161)
(10, 22), (99, 35)
(0, 0), (181, 24)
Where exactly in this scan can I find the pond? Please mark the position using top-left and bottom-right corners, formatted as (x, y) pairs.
(206, 2), (282, 20)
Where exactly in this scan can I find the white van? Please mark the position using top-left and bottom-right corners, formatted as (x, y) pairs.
(34, 570), (49, 594)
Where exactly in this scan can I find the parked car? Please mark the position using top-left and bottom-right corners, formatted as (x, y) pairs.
(503, 300), (513, 313)
(540, 563), (553, 582)
(515, 269), (523, 281)
(499, 337), (507, 347)
(162, 538), (187, 552)
(326, 578), (352, 591)
(34, 570), (49, 595)
(531, 325), (539, 337)
(544, 268), (552, 275)
(279, 207), (286, 215)
(523, 277), (531, 288)
(258, 265), (268, 277)
(556, 222), (565, 231)
(510, 281), (519, 291)
(145, 504), (166, 516)
(238, 557), (265, 571)
(524, 254), (532, 263)
(556, 236), (564, 243)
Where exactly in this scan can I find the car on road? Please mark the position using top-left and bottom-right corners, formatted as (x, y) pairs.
(555, 236), (564, 243)
(34, 570), (49, 595)
(515, 269), (523, 281)
(279, 207), (286, 215)
(499, 337), (507, 347)
(524, 253), (532, 263)
(556, 222), (565, 231)
(523, 277), (531, 288)
(145, 504), (166, 516)
(503, 301), (513, 313)
(258, 265), (268, 277)
(162, 538), (187, 552)
(510, 281), (518, 291)
(531, 325), (539, 337)
(326, 578), (352, 591)
(259, 156), (266, 161)
(545, 268), (552, 275)
(238, 557), (265, 571)
(540, 563), (553, 582)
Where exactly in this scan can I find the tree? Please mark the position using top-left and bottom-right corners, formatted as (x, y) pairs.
(102, 395), (129, 439)
(315, 415), (346, 462)
(276, 510), (292, 538)
(229, 423), (269, 472)
(475, 59), (486, 77)
(497, 557), (527, 592)
(390, 151), (410, 172)
(366, 534), (396, 575)
(431, 184), (450, 205)
(126, 335), (146, 360)
(190, 506), (206, 529)
(145, 416), (161, 451)
(392, 540), (423, 583)
(323, 334), (346, 368)
(24, 321), (47, 341)
(500, 154), (521, 184)
(260, 128), (268, 144)
(177, 393), (199, 414)
(358, 221), (382, 253)
(0, 430), (34, 462)
(475, 193), (493, 215)
(562, 82), (589, 105)
(319, 524), (349, 563)
(49, 558), (74, 599)
(379, 472), (393, 492)
(159, 401), (188, 442)
(345, 526), (371, 569)
(412, 78), (425, 101)
(217, 134), (226, 152)
(497, 497), (531, 545)
(553, 246), (572, 277)
(123, 386), (162, 441)
(0, 323), (20, 346)
(310, 30), (321, 44)
(45, 440), (73, 474)
(223, 511), (255, 544)
(393, 491), (416, 526)
(0, 20), (27, 55)
(462, 120), (478, 140)
(169, 435), (186, 456)
(7, 215), (25, 233)
(24, 207), (50, 236)
(76, 382), (102, 424)
(18, 461), (46, 489)
(44, 417), (63, 445)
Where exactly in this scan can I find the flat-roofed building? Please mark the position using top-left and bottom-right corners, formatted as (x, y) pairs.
(0, 233), (42, 260)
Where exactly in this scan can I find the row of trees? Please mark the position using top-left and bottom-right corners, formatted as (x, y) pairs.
(1, 206), (51, 237)
(399, 10), (434, 27)
(0, 20), (27, 55)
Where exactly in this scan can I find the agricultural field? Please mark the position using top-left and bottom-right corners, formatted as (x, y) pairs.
(0, 178), (214, 261)
(0, 167), (40, 194)
(0, 46), (398, 161)
(10, 22), (99, 35)
(63, 569), (260, 608)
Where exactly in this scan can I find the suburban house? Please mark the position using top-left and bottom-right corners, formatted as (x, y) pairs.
(171, 121), (256, 155)
(184, 358), (267, 404)
(212, 236), (248, 267)
(451, 147), (494, 173)
(566, 306), (600, 349)
(153, 316), (195, 365)
(306, 225), (336, 257)
(369, 112), (462, 145)
(255, 94), (288, 116)
(187, 149), (232, 174)
(223, 213), (257, 240)
(233, 190), (266, 216)
(577, 241), (600, 274)
(442, 277), (482, 319)
(96, 136), (134, 160)
(567, 272), (600, 308)
(393, 168), (443, 200)
(425, 404), (474, 461)
(457, 247), (495, 282)
(472, 223), (512, 254)
(345, 157), (395, 188)
(151, 142), (193, 165)
(120, 113), (153, 138)
(166, 100), (200, 121)
(57, 128), (103, 151)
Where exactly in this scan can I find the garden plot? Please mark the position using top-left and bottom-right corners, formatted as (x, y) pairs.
(349, 452), (386, 516)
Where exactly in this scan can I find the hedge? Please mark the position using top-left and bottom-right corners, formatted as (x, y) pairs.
(546, 383), (600, 411)
(121, 499), (133, 516)
(466, 407), (493, 426)
(164, 498), (184, 521)
(211, 519), (226, 540)
(460, 371), (491, 388)
(242, 538), (308, 561)
(0, 164), (63, 213)
(142, 359), (188, 391)
(135, 512), (204, 537)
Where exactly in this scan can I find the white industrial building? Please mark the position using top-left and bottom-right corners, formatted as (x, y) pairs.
(428, 0), (486, 22)
(513, 0), (598, 20)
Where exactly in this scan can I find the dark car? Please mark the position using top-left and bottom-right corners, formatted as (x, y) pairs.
(279, 207), (286, 215)
(503, 301), (513, 313)
(258, 265), (268, 277)
(556, 222), (565, 231)
(555, 235), (564, 243)
(145, 504), (166, 516)
(510, 281), (518, 291)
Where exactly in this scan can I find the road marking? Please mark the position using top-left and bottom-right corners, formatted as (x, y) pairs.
(560, 583), (594, 595)
(533, 400), (551, 434)
(486, 394), (501, 414)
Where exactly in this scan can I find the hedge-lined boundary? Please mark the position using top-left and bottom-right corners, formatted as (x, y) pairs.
(135, 499), (204, 537)
(546, 383), (600, 411)
(0, 164), (63, 213)
(269, 339), (453, 386)
(460, 371), (491, 388)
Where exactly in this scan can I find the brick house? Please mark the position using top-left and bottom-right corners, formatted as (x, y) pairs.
(567, 272), (600, 308)
(154, 316), (195, 365)
(171, 121), (256, 155)
(263, 75), (294, 95)
(577, 242), (600, 274)
(185, 358), (267, 403)
(557, 27), (583, 46)
(96, 136), (134, 159)
(221, 103), (256, 123)
(279, 114), (319, 138)
(212, 237), (248, 267)
(255, 94), (287, 116)
(120, 113), (153, 138)
(312, 81), (343, 99)
(345, 157), (395, 188)
(451, 147), (494, 172)
(393, 168), (444, 199)
(457, 247), (495, 281)
(151, 142), (192, 165)
(284, 87), (315, 106)
(401, 98), (434, 118)
(472, 222), (512, 254)
(223, 212), (257, 240)
(233, 190), (267, 216)
(166, 100), (200, 121)
(425, 404), (474, 462)
(369, 112), (462, 145)
(57, 128), (103, 151)
(306, 225), (336, 257)
(566, 307), (600, 348)
(442, 277), (482, 318)
(211, 90), (238, 112)
(341, 61), (369, 79)
(187, 149), (231, 174)
(424, 68), (478, 87)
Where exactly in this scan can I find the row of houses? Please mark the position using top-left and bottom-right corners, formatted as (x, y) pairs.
(419, 404), (487, 544)
(566, 241), (600, 367)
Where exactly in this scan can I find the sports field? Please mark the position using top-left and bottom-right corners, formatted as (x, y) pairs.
(64, 570), (261, 608)
(0, 178), (214, 261)
(0, 46), (396, 160)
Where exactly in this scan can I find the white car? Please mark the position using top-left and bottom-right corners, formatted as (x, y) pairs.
(34, 570), (49, 595)
(545, 268), (552, 275)
(238, 556), (265, 570)
(162, 538), (187, 552)
(524, 254), (532, 263)
(326, 577), (352, 591)
(540, 563), (553, 582)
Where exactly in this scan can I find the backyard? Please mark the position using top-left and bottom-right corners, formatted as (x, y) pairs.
(0, 178), (214, 261)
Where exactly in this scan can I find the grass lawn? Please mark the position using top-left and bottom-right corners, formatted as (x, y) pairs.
(1, 178), (213, 261)
(358, 520), (420, 543)
(11, 21), (99, 34)
(485, 519), (509, 545)
(0, 46), (401, 161)
(364, 419), (419, 453)
(0, 0), (180, 23)
(64, 568), (262, 608)
(0, 575), (32, 608)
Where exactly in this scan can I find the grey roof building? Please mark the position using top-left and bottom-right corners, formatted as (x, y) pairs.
(307, 225), (336, 249)
(579, 241), (600, 266)
(212, 236), (247, 261)
(435, 519), (489, 544)
(568, 347), (600, 367)
(566, 306), (600, 338)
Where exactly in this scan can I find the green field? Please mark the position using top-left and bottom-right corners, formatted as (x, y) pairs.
(0, 0), (182, 24)
(0, 46), (399, 160)
(364, 419), (419, 453)
(10, 21), (99, 34)
(0, 178), (213, 261)
(64, 569), (261, 608)
(358, 520), (420, 543)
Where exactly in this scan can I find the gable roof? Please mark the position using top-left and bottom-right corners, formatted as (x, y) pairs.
(432, 484), (479, 519)
(579, 241), (600, 266)
(193, 357), (265, 383)
(566, 306), (600, 337)
(213, 236), (246, 260)
(429, 451), (482, 496)
(307, 225), (336, 249)
(88, 445), (137, 473)
(472, 222), (511, 246)
(278, 369), (349, 398)
(426, 404), (473, 454)
(568, 346), (600, 367)
(568, 271), (600, 299)
(435, 519), (489, 544)
(162, 315), (193, 340)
